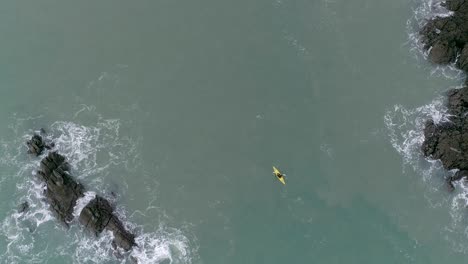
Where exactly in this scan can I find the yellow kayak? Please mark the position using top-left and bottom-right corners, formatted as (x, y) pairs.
(272, 166), (286, 185)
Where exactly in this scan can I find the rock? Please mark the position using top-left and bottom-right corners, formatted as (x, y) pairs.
(79, 196), (136, 250)
(442, 0), (468, 12)
(107, 216), (136, 251)
(29, 134), (136, 254)
(445, 170), (468, 191)
(421, 116), (468, 170)
(446, 177), (456, 192)
(26, 130), (54, 156)
(420, 0), (468, 191)
(38, 152), (85, 224)
(26, 134), (46, 156)
(429, 40), (458, 64)
(420, 0), (468, 65)
(129, 256), (139, 264)
(18, 201), (29, 213)
(456, 44), (468, 72)
(421, 86), (468, 189)
(79, 196), (113, 235)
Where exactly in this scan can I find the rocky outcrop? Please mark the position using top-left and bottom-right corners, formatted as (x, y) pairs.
(18, 201), (29, 214)
(420, 0), (468, 191)
(420, 0), (468, 64)
(26, 129), (54, 156)
(79, 196), (136, 251)
(37, 151), (84, 224)
(28, 134), (136, 252)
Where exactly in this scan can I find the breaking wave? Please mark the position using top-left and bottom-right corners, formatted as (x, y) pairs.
(384, 96), (451, 181)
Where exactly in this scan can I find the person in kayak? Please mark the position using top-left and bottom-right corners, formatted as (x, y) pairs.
(273, 166), (286, 184)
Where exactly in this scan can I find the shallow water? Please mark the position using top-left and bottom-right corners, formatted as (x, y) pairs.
(1, 0), (468, 263)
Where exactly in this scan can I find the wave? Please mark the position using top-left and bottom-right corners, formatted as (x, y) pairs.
(384, 96), (451, 178)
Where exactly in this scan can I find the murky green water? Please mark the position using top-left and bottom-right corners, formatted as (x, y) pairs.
(0, 0), (467, 263)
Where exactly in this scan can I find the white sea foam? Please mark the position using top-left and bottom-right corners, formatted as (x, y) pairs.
(384, 96), (451, 178)
(49, 118), (141, 184)
(1, 168), (55, 262)
(72, 191), (96, 219)
(73, 230), (116, 263)
(129, 229), (193, 264)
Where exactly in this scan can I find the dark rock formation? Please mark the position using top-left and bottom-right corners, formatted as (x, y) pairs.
(421, 87), (468, 191)
(457, 44), (468, 72)
(18, 201), (29, 213)
(420, 0), (468, 64)
(26, 130), (54, 156)
(446, 170), (468, 191)
(37, 152), (84, 224)
(27, 135), (136, 252)
(420, 0), (468, 191)
(106, 214), (136, 251)
(79, 196), (135, 250)
(26, 134), (46, 156)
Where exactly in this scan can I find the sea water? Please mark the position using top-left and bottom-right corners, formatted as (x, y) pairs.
(0, 0), (467, 263)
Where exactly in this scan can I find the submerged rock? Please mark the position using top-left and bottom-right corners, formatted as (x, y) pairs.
(446, 170), (468, 191)
(18, 201), (29, 213)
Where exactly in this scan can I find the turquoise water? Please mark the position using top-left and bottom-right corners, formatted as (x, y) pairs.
(1, 0), (467, 263)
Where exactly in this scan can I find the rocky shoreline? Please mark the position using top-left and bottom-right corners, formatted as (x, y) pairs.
(420, 0), (468, 191)
(26, 131), (136, 255)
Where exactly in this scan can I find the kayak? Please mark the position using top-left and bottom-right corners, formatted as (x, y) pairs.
(272, 166), (286, 185)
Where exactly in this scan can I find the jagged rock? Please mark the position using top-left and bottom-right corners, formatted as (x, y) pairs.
(18, 201), (29, 213)
(79, 196), (113, 235)
(422, 87), (468, 171)
(430, 40), (458, 64)
(442, 0), (468, 13)
(26, 134), (46, 156)
(457, 44), (468, 72)
(79, 196), (136, 251)
(446, 170), (468, 191)
(421, 87), (468, 189)
(37, 152), (85, 224)
(106, 215), (136, 251)
(420, 0), (468, 65)
(26, 130), (54, 156)
(420, 0), (468, 191)
(29, 133), (136, 253)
